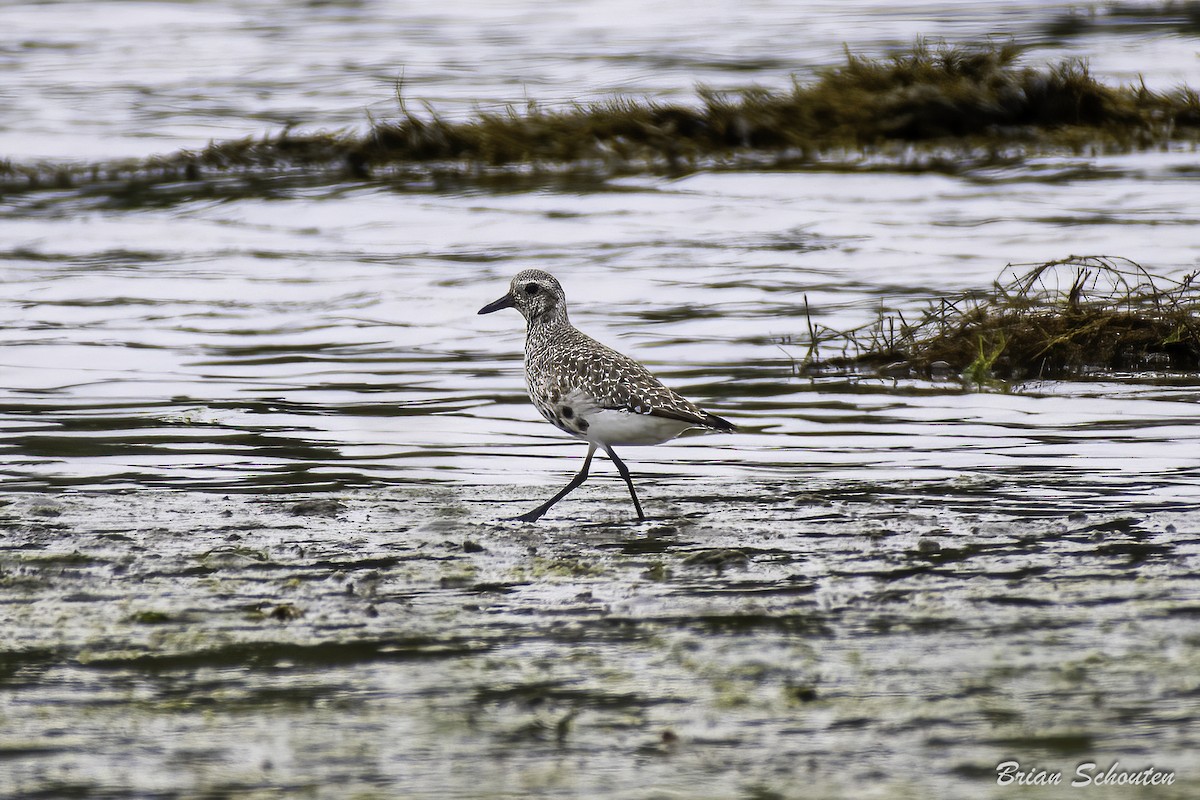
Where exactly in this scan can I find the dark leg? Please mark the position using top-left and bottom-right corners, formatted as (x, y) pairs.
(602, 445), (645, 522)
(512, 443), (597, 522)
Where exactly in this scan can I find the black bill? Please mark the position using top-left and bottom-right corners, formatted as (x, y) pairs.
(478, 293), (516, 314)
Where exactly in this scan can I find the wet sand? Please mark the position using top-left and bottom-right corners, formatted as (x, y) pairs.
(2, 486), (1197, 799)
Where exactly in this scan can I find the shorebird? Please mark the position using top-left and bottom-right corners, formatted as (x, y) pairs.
(478, 269), (735, 522)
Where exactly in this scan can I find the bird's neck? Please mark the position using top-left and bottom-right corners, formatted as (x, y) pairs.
(525, 308), (571, 343)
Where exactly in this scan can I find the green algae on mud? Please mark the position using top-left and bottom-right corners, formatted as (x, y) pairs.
(3, 42), (1200, 199)
(802, 255), (1200, 382)
(1, 489), (1199, 798)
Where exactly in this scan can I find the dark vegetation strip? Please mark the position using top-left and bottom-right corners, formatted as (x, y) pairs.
(3, 43), (1200, 197)
(1044, 1), (1200, 38)
(802, 256), (1200, 382)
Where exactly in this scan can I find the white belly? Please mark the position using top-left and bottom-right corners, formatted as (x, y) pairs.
(581, 408), (692, 446)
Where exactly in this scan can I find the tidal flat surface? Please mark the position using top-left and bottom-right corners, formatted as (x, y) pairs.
(3, 1), (1200, 798)
(2, 487), (1198, 799)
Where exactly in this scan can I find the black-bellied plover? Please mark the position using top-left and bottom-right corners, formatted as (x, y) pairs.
(478, 269), (735, 522)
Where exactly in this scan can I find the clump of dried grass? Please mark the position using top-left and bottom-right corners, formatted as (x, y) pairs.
(812, 256), (1200, 381)
(360, 41), (1198, 168)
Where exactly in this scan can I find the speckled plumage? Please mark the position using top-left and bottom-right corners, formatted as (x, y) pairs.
(524, 307), (729, 439)
(478, 268), (735, 522)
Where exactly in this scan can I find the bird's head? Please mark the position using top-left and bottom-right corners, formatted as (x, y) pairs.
(478, 269), (567, 324)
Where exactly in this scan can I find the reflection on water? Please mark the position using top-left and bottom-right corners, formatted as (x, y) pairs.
(3, 167), (1200, 497)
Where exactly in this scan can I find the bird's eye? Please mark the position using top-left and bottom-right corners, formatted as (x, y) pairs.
(525, 283), (540, 296)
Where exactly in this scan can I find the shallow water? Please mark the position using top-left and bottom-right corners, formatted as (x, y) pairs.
(4, 0), (1199, 160)
(4, 165), (1200, 495)
(3, 1), (1200, 799)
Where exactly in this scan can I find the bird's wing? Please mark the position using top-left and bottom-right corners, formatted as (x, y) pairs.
(569, 343), (722, 429)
